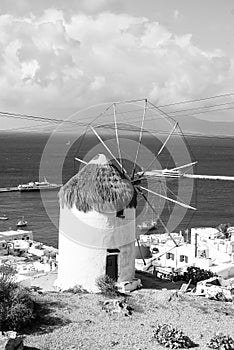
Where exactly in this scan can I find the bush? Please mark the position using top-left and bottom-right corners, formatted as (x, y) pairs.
(182, 266), (215, 285)
(152, 323), (197, 349)
(0, 264), (16, 281)
(0, 264), (35, 332)
(207, 333), (234, 349)
(96, 275), (119, 297)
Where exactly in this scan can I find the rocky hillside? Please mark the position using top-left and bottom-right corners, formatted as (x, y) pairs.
(2, 272), (234, 350)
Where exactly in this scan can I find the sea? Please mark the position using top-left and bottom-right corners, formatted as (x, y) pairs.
(0, 132), (233, 248)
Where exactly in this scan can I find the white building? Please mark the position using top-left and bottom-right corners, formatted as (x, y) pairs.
(0, 230), (33, 256)
(56, 154), (137, 292)
(190, 227), (220, 243)
(148, 229), (234, 278)
(0, 229), (33, 242)
(150, 240), (211, 271)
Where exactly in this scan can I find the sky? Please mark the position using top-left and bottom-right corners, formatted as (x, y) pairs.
(0, 0), (234, 133)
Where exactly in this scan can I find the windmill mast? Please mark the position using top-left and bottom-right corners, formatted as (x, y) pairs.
(183, 174), (234, 181)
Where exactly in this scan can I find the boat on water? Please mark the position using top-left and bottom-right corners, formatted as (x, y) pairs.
(0, 214), (8, 220)
(16, 217), (28, 227)
(18, 178), (62, 192)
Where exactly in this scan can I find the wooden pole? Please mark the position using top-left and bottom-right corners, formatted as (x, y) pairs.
(136, 239), (146, 266)
(195, 233), (198, 257)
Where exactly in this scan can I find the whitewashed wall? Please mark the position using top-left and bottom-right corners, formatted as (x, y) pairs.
(56, 205), (136, 292)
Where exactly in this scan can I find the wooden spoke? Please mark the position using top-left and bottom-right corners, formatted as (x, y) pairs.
(143, 122), (178, 175)
(183, 174), (234, 181)
(89, 125), (131, 180)
(74, 157), (88, 165)
(131, 99), (147, 178)
(156, 122), (178, 157)
(136, 238), (146, 265)
(136, 187), (179, 247)
(170, 161), (198, 172)
(166, 185), (196, 211)
(139, 185), (196, 210)
(113, 103), (123, 172)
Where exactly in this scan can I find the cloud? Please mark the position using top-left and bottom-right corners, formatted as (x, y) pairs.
(0, 9), (233, 121)
(0, 0), (121, 16)
(173, 9), (180, 20)
(78, 0), (120, 13)
(21, 59), (39, 80)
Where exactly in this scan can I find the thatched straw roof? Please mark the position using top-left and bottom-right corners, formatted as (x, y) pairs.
(59, 154), (137, 213)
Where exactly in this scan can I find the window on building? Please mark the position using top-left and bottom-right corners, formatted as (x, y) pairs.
(180, 255), (188, 263)
(166, 253), (174, 260)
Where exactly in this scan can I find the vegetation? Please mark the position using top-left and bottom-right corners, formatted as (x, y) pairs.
(0, 264), (35, 332)
(216, 223), (231, 239)
(1, 271), (232, 349)
(182, 266), (215, 285)
(65, 285), (87, 294)
(0, 263), (16, 282)
(207, 334), (234, 349)
(152, 323), (197, 349)
(96, 275), (119, 297)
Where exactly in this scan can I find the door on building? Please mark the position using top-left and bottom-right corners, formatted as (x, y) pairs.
(106, 254), (118, 281)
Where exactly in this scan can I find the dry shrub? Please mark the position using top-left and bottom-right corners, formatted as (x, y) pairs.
(183, 267), (215, 285)
(152, 323), (197, 349)
(0, 264), (35, 332)
(96, 275), (119, 297)
(207, 333), (234, 349)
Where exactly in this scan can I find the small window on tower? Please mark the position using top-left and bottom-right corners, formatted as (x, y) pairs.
(116, 209), (125, 218)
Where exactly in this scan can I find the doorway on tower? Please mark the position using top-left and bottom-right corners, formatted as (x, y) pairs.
(106, 249), (119, 281)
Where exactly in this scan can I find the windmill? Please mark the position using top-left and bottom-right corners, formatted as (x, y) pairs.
(74, 98), (234, 267)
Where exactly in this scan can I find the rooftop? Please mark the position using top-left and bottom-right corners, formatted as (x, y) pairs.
(0, 229), (32, 238)
(59, 154), (137, 213)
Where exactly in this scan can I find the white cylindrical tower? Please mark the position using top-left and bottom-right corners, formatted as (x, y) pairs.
(56, 154), (137, 292)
